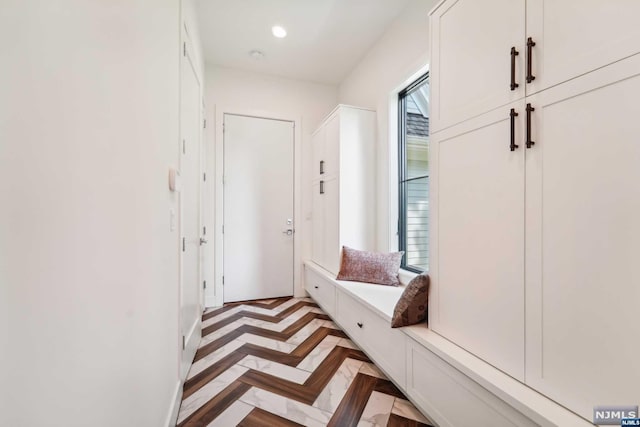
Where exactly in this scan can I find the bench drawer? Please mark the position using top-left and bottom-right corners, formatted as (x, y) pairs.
(304, 265), (336, 316)
(336, 289), (406, 389)
(405, 338), (536, 427)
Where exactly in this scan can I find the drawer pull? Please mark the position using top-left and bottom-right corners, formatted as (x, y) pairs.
(320, 160), (325, 175)
(314, 285), (319, 289)
(510, 47), (519, 90)
(357, 322), (363, 328)
(526, 103), (535, 148)
(526, 37), (536, 83)
(509, 108), (519, 151)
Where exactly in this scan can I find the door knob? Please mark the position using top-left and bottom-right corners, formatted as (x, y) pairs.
(199, 237), (208, 245)
(282, 229), (294, 236)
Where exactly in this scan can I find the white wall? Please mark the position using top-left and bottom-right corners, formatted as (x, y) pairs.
(204, 65), (338, 303)
(338, 0), (437, 253)
(0, 1), (188, 426)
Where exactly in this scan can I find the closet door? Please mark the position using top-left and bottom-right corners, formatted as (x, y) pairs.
(430, 101), (526, 380)
(323, 177), (340, 275)
(312, 127), (325, 181)
(526, 0), (640, 95)
(429, 0), (525, 133)
(525, 55), (640, 421)
(324, 113), (340, 178)
(311, 181), (324, 267)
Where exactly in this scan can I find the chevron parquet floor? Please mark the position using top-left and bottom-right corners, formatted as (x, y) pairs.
(177, 297), (435, 427)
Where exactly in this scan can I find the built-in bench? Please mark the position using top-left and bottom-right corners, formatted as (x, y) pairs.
(304, 260), (594, 427)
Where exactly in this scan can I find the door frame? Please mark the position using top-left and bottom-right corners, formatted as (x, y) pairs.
(212, 107), (303, 308)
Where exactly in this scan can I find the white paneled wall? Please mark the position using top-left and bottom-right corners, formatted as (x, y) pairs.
(0, 1), (203, 426)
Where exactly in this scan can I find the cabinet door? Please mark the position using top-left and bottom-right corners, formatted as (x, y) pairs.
(430, 0), (525, 133)
(324, 113), (340, 177)
(525, 56), (640, 421)
(527, 0), (640, 95)
(323, 177), (340, 275)
(311, 181), (324, 266)
(312, 127), (325, 181)
(430, 101), (525, 380)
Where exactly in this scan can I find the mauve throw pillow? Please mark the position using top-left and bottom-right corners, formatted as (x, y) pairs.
(336, 246), (404, 286)
(391, 274), (430, 328)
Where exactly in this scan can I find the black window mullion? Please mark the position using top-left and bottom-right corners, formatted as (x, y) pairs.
(398, 72), (429, 273)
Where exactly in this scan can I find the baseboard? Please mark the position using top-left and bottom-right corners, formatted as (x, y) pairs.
(165, 379), (183, 427)
(181, 319), (201, 381)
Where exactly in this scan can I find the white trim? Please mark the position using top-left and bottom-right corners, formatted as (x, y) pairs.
(213, 106), (304, 308)
(164, 379), (183, 427)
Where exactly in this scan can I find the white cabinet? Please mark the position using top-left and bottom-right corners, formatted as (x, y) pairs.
(524, 56), (640, 421)
(429, 0), (526, 133)
(430, 0), (640, 132)
(335, 289), (406, 389)
(405, 338), (536, 427)
(311, 105), (376, 275)
(430, 0), (640, 422)
(304, 264), (336, 317)
(429, 102), (526, 381)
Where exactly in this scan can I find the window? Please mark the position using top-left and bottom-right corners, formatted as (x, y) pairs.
(398, 73), (429, 272)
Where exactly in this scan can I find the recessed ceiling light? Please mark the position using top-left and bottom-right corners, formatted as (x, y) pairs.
(249, 49), (265, 60)
(272, 25), (287, 38)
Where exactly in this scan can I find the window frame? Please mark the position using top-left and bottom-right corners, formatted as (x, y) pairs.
(398, 72), (429, 273)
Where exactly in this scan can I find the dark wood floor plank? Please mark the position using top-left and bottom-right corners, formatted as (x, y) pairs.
(202, 305), (236, 322)
(374, 378), (405, 399)
(239, 369), (317, 404)
(387, 413), (433, 427)
(178, 380), (251, 427)
(276, 301), (318, 319)
(236, 342), (302, 366)
(237, 407), (304, 427)
(183, 351), (247, 400)
(327, 373), (378, 427)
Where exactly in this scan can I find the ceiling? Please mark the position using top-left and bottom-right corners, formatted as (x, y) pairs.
(194, 0), (412, 84)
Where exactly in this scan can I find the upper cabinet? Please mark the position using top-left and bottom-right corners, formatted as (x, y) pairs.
(429, 0), (526, 133)
(430, 0), (640, 134)
(526, 0), (640, 95)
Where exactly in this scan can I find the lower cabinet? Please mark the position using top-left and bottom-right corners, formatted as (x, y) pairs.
(405, 338), (537, 427)
(304, 265), (336, 317)
(336, 289), (406, 390)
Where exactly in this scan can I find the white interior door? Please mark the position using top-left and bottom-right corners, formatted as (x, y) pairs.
(223, 114), (294, 302)
(179, 36), (202, 379)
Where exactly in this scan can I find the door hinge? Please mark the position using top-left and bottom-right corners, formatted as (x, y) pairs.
(183, 42), (186, 57)
(182, 139), (186, 154)
(203, 119), (207, 129)
(203, 172), (207, 181)
(223, 123), (225, 133)
(222, 276), (224, 285)
(203, 226), (207, 235)
(203, 280), (207, 289)
(182, 335), (185, 350)
(222, 225), (224, 234)
(182, 237), (185, 252)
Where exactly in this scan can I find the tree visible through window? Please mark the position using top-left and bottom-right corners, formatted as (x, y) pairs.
(398, 74), (429, 272)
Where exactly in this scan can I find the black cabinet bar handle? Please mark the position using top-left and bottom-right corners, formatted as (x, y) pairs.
(320, 160), (324, 175)
(510, 47), (519, 91)
(510, 108), (519, 151)
(526, 37), (536, 83)
(526, 103), (535, 148)
(320, 180), (324, 194)
(314, 285), (319, 289)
